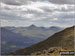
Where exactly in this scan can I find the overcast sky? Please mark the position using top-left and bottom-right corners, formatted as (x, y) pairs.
(0, 0), (75, 27)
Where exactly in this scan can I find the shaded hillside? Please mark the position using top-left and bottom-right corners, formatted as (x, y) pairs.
(1, 28), (43, 54)
(9, 26), (74, 55)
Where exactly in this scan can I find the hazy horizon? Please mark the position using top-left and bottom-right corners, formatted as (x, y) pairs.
(0, 23), (74, 28)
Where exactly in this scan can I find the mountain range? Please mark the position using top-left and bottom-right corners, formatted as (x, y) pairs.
(3, 25), (63, 39)
(1, 25), (64, 55)
(9, 26), (74, 55)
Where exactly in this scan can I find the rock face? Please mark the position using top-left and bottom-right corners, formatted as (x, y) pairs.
(9, 26), (74, 55)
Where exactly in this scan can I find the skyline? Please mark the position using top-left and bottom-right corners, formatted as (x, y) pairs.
(0, 0), (75, 27)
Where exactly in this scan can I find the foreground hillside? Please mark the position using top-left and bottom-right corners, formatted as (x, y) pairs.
(9, 26), (74, 55)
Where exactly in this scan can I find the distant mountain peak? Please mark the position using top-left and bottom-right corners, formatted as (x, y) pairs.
(29, 24), (37, 27)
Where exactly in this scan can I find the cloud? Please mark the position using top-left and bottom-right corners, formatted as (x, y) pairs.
(52, 11), (75, 19)
(40, 4), (75, 12)
(0, 0), (27, 6)
(1, 20), (33, 27)
(48, 0), (75, 4)
(0, 0), (75, 6)
(0, 10), (27, 20)
(0, 1), (75, 27)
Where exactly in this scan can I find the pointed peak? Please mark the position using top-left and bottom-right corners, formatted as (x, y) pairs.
(29, 24), (36, 27)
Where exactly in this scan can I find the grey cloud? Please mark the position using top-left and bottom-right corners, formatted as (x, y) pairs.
(59, 14), (75, 19)
(0, 10), (29, 21)
(0, 1), (74, 27)
(0, 8), (74, 21)
(0, 0), (23, 6)
(53, 12), (75, 19)
(22, 9), (44, 14)
(1, 20), (33, 27)
(33, 19), (74, 27)
(0, 0), (38, 6)
(40, 5), (75, 13)
(0, 0), (75, 6)
(48, 0), (75, 4)
(40, 7), (53, 13)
